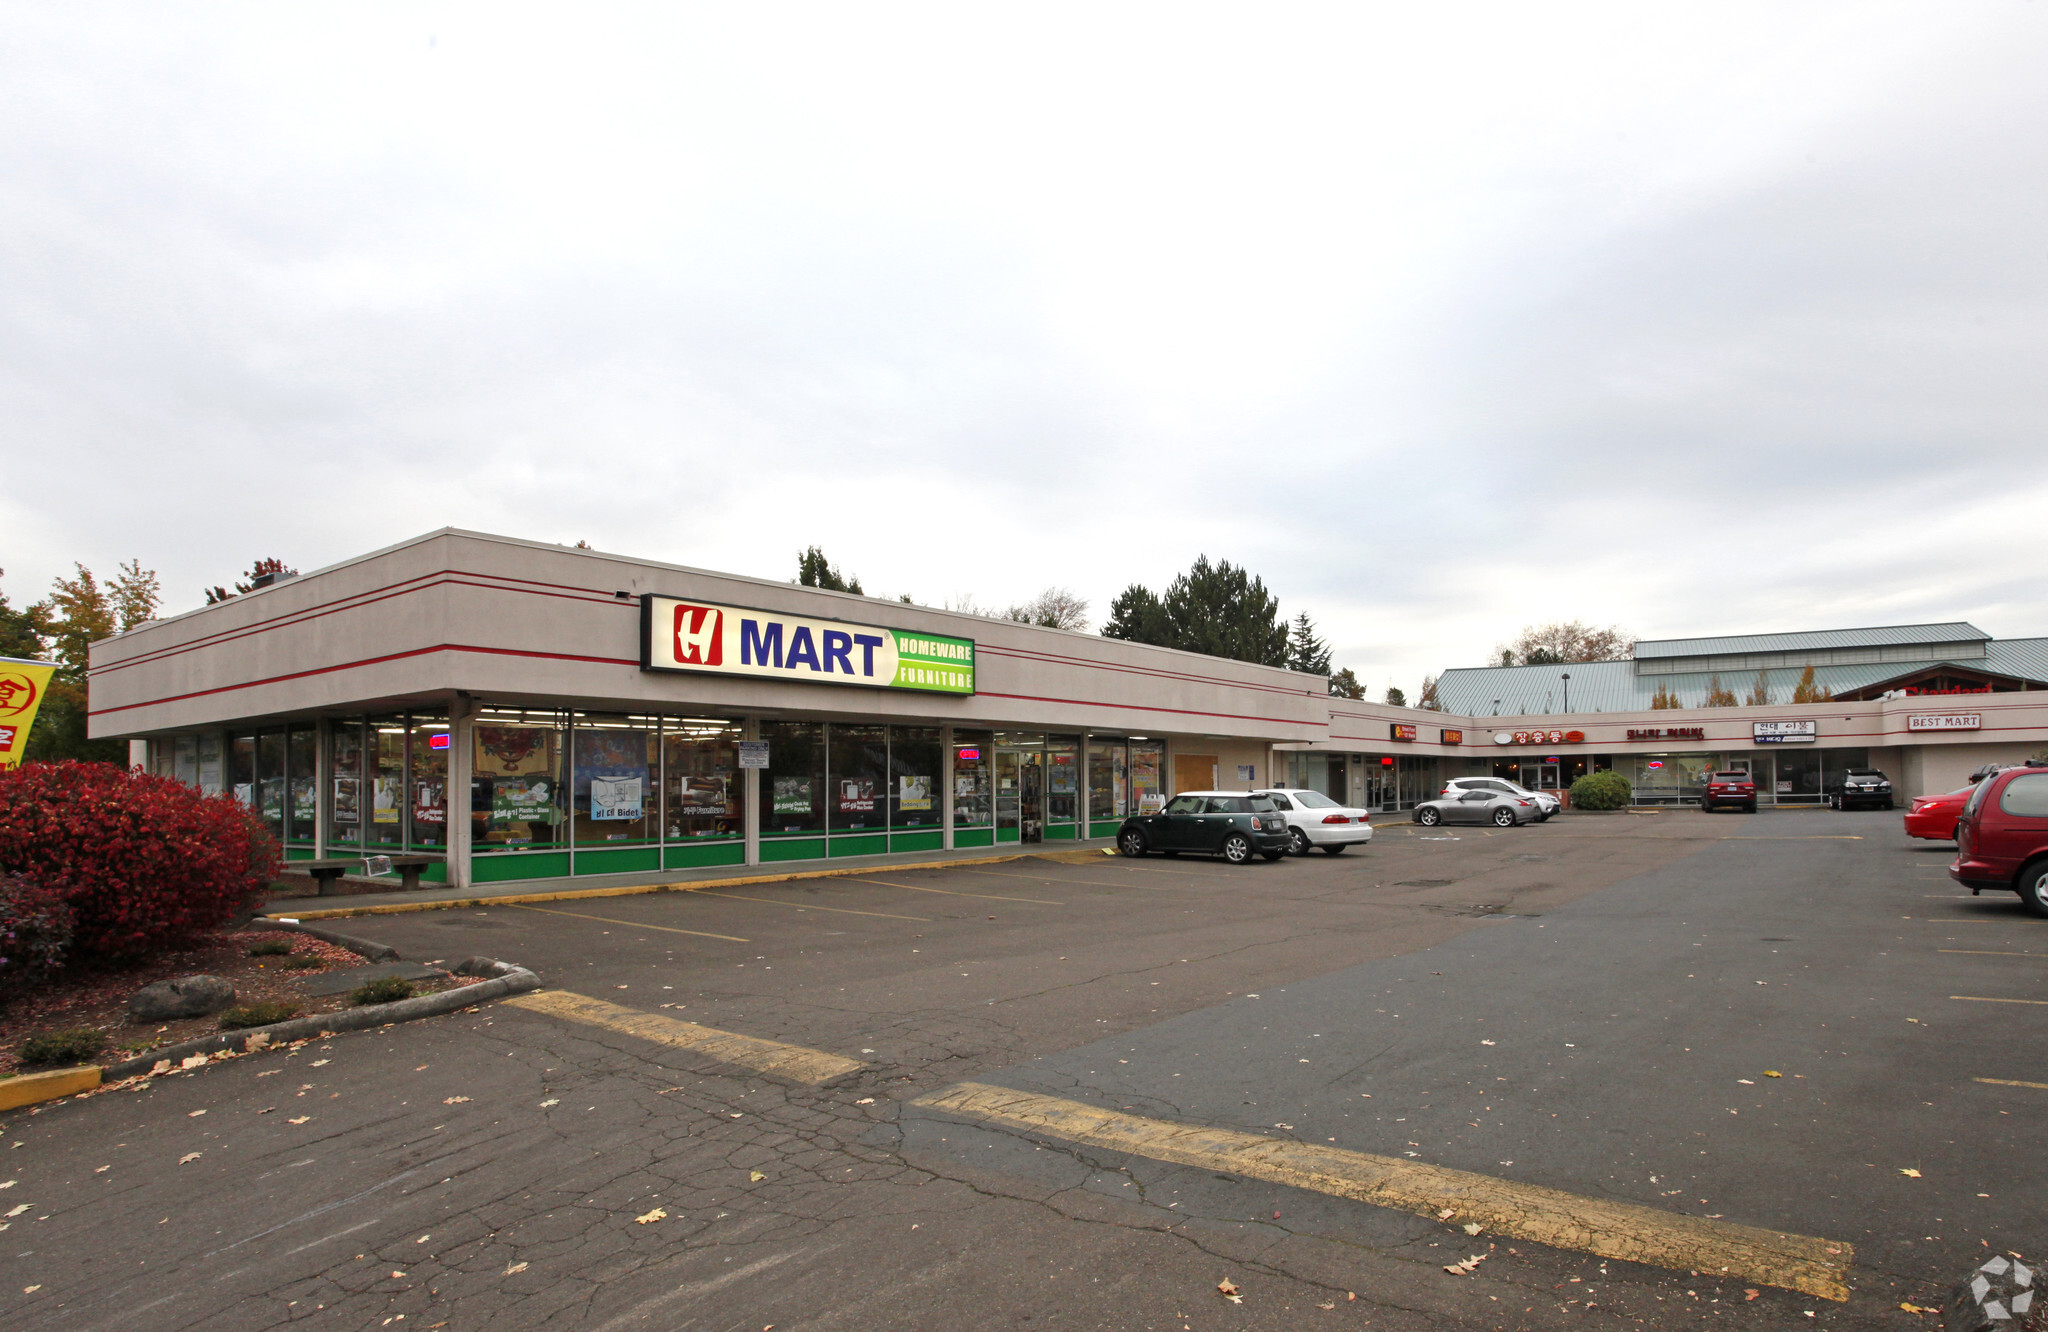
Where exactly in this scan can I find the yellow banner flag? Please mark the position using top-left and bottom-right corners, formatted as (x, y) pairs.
(0, 656), (57, 770)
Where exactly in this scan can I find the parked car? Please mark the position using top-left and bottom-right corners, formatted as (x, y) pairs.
(1950, 765), (2048, 915)
(1826, 768), (1894, 810)
(1700, 770), (1758, 813)
(1412, 788), (1539, 827)
(1904, 787), (1973, 842)
(1251, 788), (1374, 855)
(1440, 776), (1559, 819)
(1117, 792), (1291, 863)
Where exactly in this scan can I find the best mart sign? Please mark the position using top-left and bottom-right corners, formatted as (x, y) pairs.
(640, 596), (974, 695)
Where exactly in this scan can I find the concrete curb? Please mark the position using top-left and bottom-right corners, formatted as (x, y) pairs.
(255, 917), (399, 961)
(99, 960), (541, 1081)
(0, 1064), (101, 1110)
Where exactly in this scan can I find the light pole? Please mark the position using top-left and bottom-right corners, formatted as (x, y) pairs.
(1561, 672), (1571, 714)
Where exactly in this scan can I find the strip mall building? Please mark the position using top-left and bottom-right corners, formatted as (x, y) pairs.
(91, 531), (2048, 889)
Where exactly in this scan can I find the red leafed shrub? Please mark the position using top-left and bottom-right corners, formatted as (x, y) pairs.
(0, 762), (279, 963)
(0, 873), (73, 999)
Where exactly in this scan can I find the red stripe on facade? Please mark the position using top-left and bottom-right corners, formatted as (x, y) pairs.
(976, 690), (1324, 731)
(978, 644), (1313, 698)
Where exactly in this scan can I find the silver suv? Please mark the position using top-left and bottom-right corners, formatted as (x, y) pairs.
(1441, 776), (1559, 820)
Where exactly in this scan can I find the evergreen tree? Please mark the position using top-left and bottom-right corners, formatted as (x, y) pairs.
(795, 546), (862, 595)
(1100, 584), (1169, 644)
(1157, 556), (1289, 666)
(0, 570), (48, 661)
(1384, 685), (1407, 707)
(1327, 667), (1365, 700)
(1285, 613), (1331, 675)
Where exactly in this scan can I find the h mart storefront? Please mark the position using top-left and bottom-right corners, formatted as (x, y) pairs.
(95, 530), (1324, 890)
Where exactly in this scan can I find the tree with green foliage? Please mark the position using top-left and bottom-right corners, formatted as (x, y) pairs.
(1285, 613), (1331, 675)
(1327, 667), (1365, 700)
(1100, 556), (1289, 667)
(1384, 685), (1407, 707)
(796, 546), (862, 595)
(0, 571), (49, 661)
(203, 557), (295, 605)
(23, 560), (160, 764)
(1101, 584), (1169, 644)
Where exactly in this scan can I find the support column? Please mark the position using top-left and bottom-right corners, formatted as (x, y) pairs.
(743, 716), (761, 867)
(314, 718), (331, 858)
(447, 701), (474, 890)
(941, 725), (955, 850)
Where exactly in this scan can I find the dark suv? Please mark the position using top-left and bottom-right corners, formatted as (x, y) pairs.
(1950, 763), (2048, 915)
(1701, 771), (1757, 813)
(1827, 768), (1893, 811)
(1117, 792), (1291, 863)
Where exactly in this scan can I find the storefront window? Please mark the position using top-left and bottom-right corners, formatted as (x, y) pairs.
(762, 720), (824, 836)
(663, 719), (742, 840)
(369, 717), (407, 847)
(197, 733), (223, 797)
(1088, 738), (1125, 821)
(409, 716), (450, 848)
(228, 734), (254, 811)
(829, 723), (889, 834)
(1822, 748), (1871, 790)
(573, 717), (655, 845)
(329, 720), (364, 848)
(1130, 742), (1164, 813)
(287, 728), (316, 842)
(1771, 750), (1821, 802)
(472, 710), (566, 850)
(257, 730), (287, 841)
(889, 726), (943, 831)
(1045, 735), (1080, 826)
(952, 730), (992, 827)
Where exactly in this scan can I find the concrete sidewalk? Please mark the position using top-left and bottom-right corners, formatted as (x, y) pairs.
(264, 837), (1123, 920)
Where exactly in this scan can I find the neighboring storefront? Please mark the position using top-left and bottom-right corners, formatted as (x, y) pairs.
(96, 530), (1319, 888)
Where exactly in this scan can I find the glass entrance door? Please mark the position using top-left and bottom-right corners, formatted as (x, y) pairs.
(1519, 761), (1559, 791)
(994, 743), (1045, 843)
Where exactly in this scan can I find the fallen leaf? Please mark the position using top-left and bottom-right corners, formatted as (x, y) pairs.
(311, 1059), (330, 1067)
(1216, 1278), (1242, 1303)
(288, 1116), (311, 1125)
(188, 1109), (207, 1117)
(415, 1065), (429, 1071)
(245, 1033), (270, 1053)
(1317, 1302), (1335, 1310)
(1437, 1208), (1456, 1220)
(390, 1270), (406, 1279)
(749, 1171), (766, 1182)
(1900, 1168), (1922, 1178)
(856, 1097), (875, 1105)
(504, 1262), (528, 1275)
(1462, 1222), (1483, 1236)
(22, 1285), (39, 1294)
(1737, 1079), (1754, 1085)
(1901, 1302), (1931, 1314)
(1745, 1290), (1760, 1301)
(635, 1207), (667, 1224)
(1443, 1253), (1488, 1275)
(178, 1152), (202, 1165)
(1480, 1039), (1496, 1046)
(4, 1204), (29, 1218)
(94, 1165), (109, 1173)
(443, 1097), (471, 1105)
(180, 1054), (206, 1070)
(539, 1099), (559, 1107)
(1763, 1070), (1782, 1078)
(1347, 1292), (1356, 1301)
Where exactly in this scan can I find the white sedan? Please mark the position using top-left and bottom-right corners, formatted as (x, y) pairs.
(1252, 788), (1374, 855)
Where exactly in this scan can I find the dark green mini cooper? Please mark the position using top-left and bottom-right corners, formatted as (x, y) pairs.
(1116, 791), (1292, 864)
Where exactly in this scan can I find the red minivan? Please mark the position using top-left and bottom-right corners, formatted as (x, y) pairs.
(1950, 762), (2048, 916)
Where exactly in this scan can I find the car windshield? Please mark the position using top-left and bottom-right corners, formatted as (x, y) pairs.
(1712, 772), (1749, 781)
(1248, 796), (1279, 812)
(1162, 795), (1205, 815)
(1292, 791), (1341, 809)
(1847, 770), (1886, 778)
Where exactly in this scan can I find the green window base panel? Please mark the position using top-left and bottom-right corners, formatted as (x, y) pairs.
(574, 847), (661, 877)
(889, 830), (942, 853)
(828, 833), (889, 859)
(284, 845), (317, 862)
(471, 851), (573, 882)
(954, 827), (995, 848)
(760, 837), (828, 862)
(1088, 820), (1122, 839)
(1043, 823), (1077, 841)
(665, 841), (744, 870)
(996, 827), (1020, 844)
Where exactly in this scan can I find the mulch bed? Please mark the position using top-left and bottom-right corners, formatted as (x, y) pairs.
(0, 928), (473, 1078)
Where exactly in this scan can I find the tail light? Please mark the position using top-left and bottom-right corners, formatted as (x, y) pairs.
(1322, 814), (1349, 824)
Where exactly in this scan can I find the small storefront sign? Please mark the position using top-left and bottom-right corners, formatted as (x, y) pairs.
(642, 596), (975, 695)
(1751, 720), (1817, 744)
(1627, 727), (1706, 741)
(1236, 764), (1255, 782)
(1495, 729), (1587, 745)
(1390, 723), (1418, 741)
(1440, 729), (1463, 745)
(1907, 713), (1982, 732)
(737, 740), (769, 768)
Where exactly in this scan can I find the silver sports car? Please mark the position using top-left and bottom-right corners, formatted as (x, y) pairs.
(1412, 788), (1539, 828)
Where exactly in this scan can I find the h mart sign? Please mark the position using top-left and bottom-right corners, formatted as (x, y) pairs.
(641, 596), (975, 695)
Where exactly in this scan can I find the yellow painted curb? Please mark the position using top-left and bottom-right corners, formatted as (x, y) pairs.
(266, 849), (1067, 920)
(504, 990), (865, 1085)
(0, 1064), (102, 1111)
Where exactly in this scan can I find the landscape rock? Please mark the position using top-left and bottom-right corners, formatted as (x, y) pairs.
(128, 975), (237, 1021)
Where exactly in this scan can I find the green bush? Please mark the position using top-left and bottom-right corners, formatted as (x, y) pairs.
(247, 940), (292, 957)
(19, 1026), (108, 1067)
(349, 976), (416, 1006)
(1569, 771), (1632, 811)
(219, 1000), (300, 1029)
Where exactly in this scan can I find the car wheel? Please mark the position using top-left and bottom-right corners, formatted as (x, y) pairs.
(1221, 833), (1253, 865)
(1118, 828), (1148, 857)
(2020, 860), (2048, 919)
(1321, 844), (1347, 855)
(1288, 827), (1314, 857)
(1745, 802), (1756, 814)
(1417, 807), (1441, 826)
(1884, 799), (1895, 811)
(1492, 808), (1515, 827)
(1261, 849), (1285, 861)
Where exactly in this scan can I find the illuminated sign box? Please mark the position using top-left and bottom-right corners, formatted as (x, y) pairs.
(427, 733), (451, 751)
(956, 747), (983, 761)
(1907, 713), (1981, 732)
(1441, 729), (1464, 745)
(641, 596), (974, 696)
(1495, 729), (1586, 745)
(1390, 723), (1417, 742)
(1751, 721), (1816, 744)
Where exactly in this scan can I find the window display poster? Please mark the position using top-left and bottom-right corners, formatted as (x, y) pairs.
(1049, 753), (1077, 794)
(574, 731), (649, 819)
(332, 776), (360, 823)
(899, 775), (932, 811)
(772, 776), (813, 815)
(475, 726), (552, 777)
(838, 778), (877, 813)
(412, 779), (447, 826)
(675, 774), (729, 817)
(591, 775), (644, 821)
(373, 776), (400, 823)
(233, 782), (254, 809)
(492, 776), (555, 821)
(737, 740), (769, 769)
(1131, 749), (1162, 802)
(955, 774), (977, 798)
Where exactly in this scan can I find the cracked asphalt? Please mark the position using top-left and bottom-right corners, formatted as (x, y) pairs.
(2, 809), (2040, 1329)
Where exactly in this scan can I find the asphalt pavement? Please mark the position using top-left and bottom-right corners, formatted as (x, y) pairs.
(2, 809), (2038, 1331)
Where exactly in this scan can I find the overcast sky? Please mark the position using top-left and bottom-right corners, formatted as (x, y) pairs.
(5, 4), (2046, 696)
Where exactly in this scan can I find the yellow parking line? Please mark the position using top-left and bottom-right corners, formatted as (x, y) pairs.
(862, 878), (1062, 906)
(958, 867), (1179, 890)
(512, 904), (749, 942)
(911, 1082), (1853, 1301)
(687, 889), (929, 922)
(503, 990), (865, 1085)
(1976, 1078), (2048, 1090)
(1951, 996), (2048, 1005)
(1939, 950), (2035, 957)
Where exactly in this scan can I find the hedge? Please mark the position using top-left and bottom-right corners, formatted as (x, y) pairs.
(1569, 770), (1632, 810)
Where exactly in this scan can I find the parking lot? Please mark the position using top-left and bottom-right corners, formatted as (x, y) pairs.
(5, 809), (2042, 1330)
